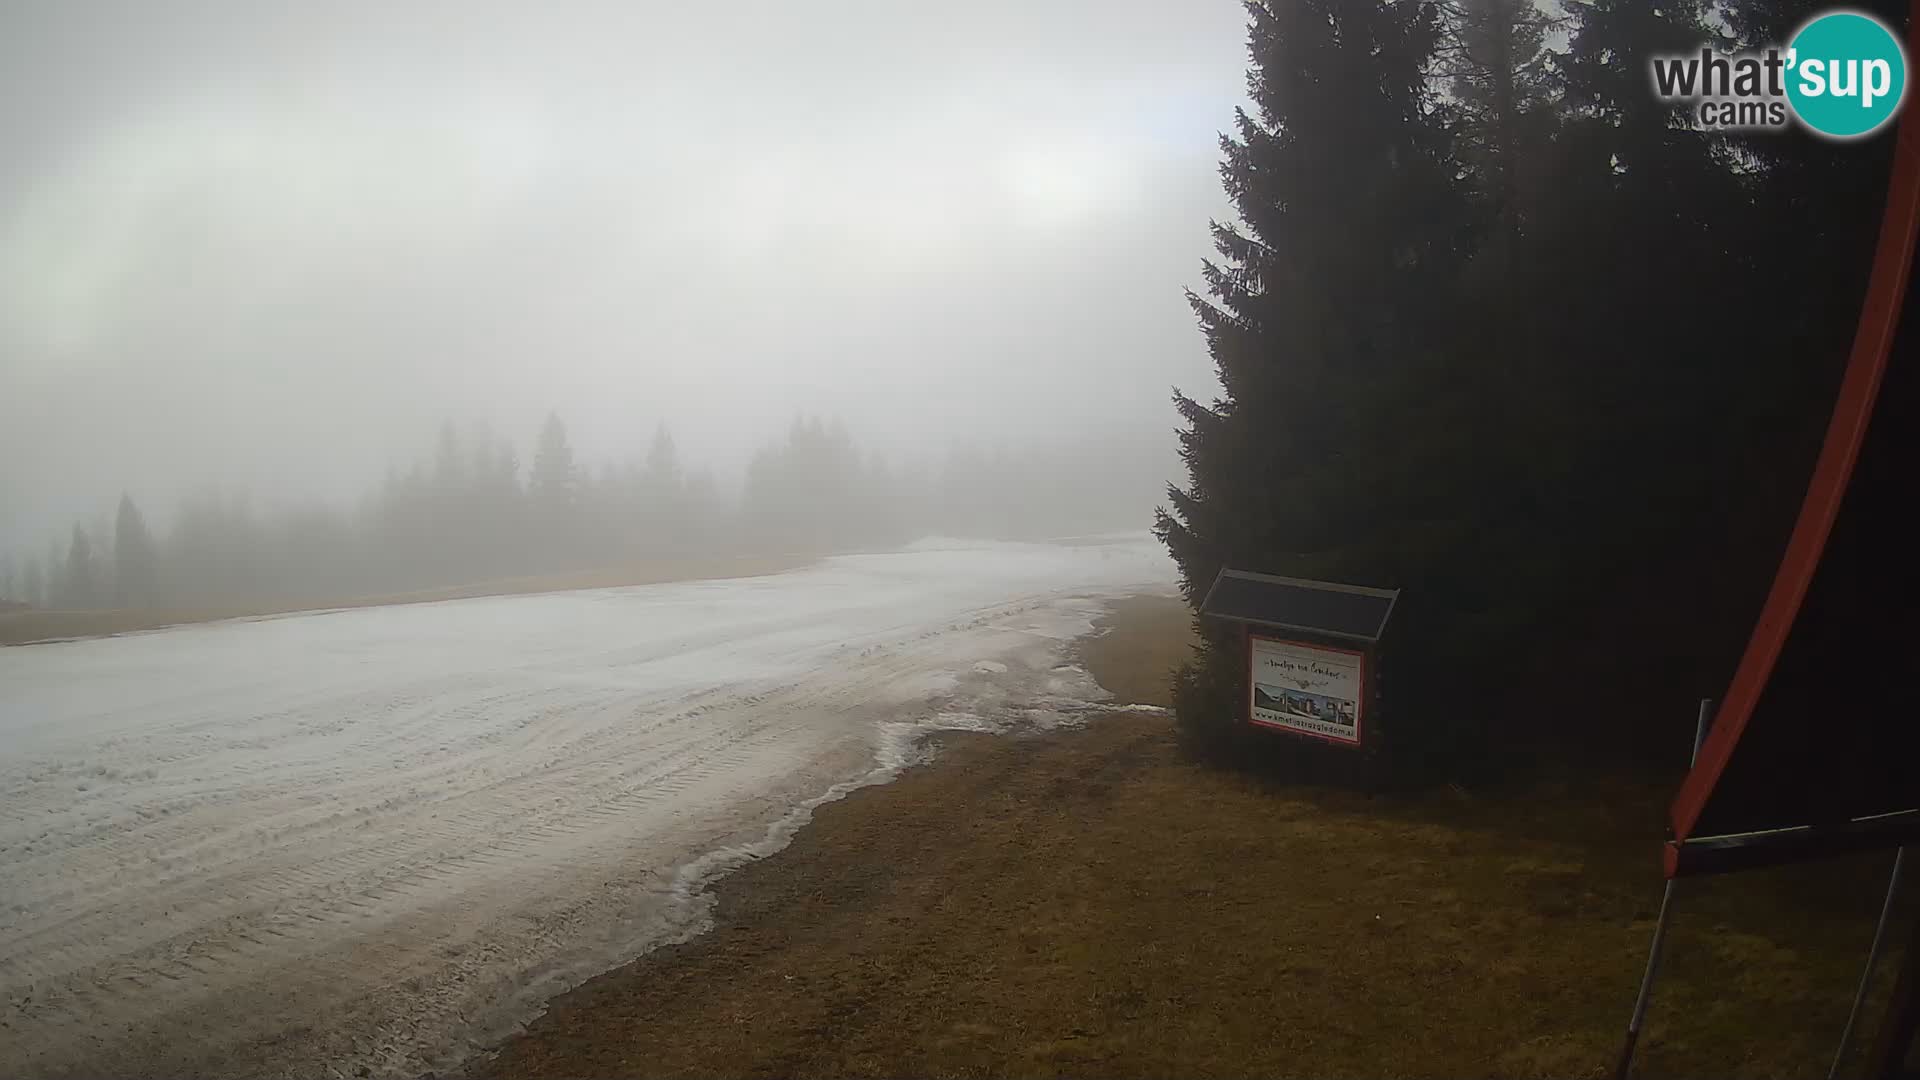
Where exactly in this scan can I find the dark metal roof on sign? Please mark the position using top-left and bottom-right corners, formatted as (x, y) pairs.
(1198, 569), (1398, 643)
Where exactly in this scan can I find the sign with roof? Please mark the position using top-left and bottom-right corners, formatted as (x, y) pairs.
(1199, 569), (1397, 749)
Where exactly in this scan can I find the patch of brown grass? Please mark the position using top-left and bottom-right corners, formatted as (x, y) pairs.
(1070, 593), (1197, 709)
(475, 594), (1910, 1080)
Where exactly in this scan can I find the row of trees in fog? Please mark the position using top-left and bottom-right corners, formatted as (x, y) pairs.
(1, 414), (1166, 611)
(1160, 0), (1899, 775)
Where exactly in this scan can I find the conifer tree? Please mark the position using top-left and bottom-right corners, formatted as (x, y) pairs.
(1441, 0), (1557, 233)
(531, 412), (577, 507)
(1156, 0), (1470, 770)
(643, 424), (681, 499)
(63, 524), (97, 609)
(530, 412), (579, 569)
(23, 556), (45, 608)
(113, 494), (158, 607)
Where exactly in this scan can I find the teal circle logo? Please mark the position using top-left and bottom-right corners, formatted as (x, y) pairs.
(1785, 11), (1908, 139)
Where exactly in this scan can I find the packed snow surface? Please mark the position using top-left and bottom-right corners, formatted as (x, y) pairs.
(0, 535), (1173, 1078)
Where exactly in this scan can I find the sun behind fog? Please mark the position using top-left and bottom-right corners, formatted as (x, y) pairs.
(998, 144), (1136, 228)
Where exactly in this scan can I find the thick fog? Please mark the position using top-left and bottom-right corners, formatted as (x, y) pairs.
(0, 1), (1243, 605)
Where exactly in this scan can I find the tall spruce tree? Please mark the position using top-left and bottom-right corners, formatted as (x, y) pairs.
(23, 556), (45, 608)
(1442, 0), (1557, 234)
(1157, 0), (1472, 776)
(63, 524), (98, 609)
(531, 412), (577, 507)
(1157, 0), (1902, 771)
(530, 412), (579, 570)
(643, 424), (680, 499)
(1520, 0), (1863, 736)
(44, 536), (64, 608)
(113, 494), (158, 607)
(1713, 0), (1905, 579)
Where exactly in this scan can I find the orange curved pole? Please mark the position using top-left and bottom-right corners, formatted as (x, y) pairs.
(1669, 9), (1920, 851)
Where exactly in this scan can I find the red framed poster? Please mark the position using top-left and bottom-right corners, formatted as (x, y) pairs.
(1245, 631), (1366, 747)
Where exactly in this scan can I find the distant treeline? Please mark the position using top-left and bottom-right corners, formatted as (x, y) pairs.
(1158, 0), (1901, 776)
(1, 414), (1167, 611)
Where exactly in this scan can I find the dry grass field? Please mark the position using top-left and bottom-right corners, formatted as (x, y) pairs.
(474, 594), (1909, 1079)
(0, 554), (809, 646)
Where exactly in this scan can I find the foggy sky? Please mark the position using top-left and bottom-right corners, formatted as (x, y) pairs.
(0, 1), (1245, 549)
